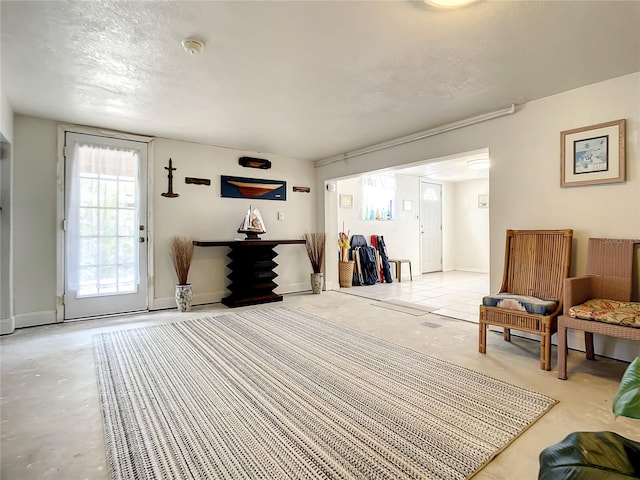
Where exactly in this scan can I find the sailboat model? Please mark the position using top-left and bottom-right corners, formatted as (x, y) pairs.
(238, 206), (266, 239)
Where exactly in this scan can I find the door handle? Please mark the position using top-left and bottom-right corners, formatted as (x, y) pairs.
(139, 236), (146, 243)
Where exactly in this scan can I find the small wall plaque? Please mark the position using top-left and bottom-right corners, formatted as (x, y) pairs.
(239, 156), (272, 169)
(185, 177), (211, 186)
(293, 186), (310, 193)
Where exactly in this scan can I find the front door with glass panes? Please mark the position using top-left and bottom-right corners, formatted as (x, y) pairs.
(64, 132), (148, 319)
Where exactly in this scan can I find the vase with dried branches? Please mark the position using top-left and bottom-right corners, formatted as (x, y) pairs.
(303, 232), (326, 294)
(169, 235), (196, 312)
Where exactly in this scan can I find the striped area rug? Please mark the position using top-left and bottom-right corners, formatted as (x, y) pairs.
(94, 306), (556, 480)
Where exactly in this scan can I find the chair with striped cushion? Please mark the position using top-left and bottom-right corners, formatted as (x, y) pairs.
(479, 229), (574, 370)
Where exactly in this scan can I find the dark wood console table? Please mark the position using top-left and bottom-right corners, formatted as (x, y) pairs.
(194, 239), (306, 308)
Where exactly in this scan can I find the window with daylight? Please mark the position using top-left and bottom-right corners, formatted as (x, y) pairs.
(66, 143), (140, 297)
(362, 174), (396, 221)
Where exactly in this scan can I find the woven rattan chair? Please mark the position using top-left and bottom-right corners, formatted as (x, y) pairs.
(479, 229), (573, 370)
(557, 238), (640, 380)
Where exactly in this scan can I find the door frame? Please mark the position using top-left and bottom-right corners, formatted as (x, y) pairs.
(56, 125), (154, 322)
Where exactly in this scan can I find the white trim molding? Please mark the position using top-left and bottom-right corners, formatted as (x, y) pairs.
(15, 310), (57, 329)
(151, 291), (226, 311)
(0, 316), (15, 335)
(315, 105), (516, 167)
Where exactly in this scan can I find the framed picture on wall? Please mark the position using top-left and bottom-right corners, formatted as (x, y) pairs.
(560, 119), (625, 187)
(340, 194), (353, 208)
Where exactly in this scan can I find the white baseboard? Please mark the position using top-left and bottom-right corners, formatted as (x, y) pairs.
(277, 282), (310, 294)
(152, 284), (310, 310)
(14, 310), (57, 329)
(0, 316), (15, 335)
(452, 266), (489, 273)
(151, 291), (225, 311)
(325, 280), (337, 291)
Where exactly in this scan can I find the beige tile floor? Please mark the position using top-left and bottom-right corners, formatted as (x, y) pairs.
(1, 289), (637, 480)
(339, 270), (489, 322)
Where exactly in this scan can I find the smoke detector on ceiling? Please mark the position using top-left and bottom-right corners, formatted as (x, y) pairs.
(181, 38), (205, 55)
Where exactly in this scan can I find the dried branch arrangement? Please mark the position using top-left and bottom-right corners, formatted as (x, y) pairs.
(303, 232), (326, 274)
(169, 235), (196, 285)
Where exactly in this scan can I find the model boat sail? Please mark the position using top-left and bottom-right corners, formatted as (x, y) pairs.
(238, 206), (266, 239)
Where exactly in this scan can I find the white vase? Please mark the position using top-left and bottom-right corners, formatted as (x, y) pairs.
(175, 284), (193, 312)
(310, 273), (323, 294)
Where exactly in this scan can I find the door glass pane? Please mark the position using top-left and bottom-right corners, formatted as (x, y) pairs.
(79, 208), (98, 236)
(99, 209), (117, 236)
(118, 210), (134, 237)
(100, 178), (118, 208)
(79, 266), (98, 295)
(118, 237), (135, 264)
(79, 237), (98, 266)
(72, 144), (139, 297)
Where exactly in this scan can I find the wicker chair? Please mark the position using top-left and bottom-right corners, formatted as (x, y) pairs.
(479, 229), (573, 370)
(557, 238), (640, 380)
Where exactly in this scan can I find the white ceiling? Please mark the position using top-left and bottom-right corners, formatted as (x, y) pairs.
(1, 1), (639, 162)
(393, 149), (489, 182)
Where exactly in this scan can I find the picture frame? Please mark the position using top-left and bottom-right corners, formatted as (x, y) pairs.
(221, 175), (286, 201)
(340, 194), (353, 209)
(560, 119), (625, 187)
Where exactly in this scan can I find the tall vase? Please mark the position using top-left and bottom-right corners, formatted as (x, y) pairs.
(175, 284), (193, 312)
(310, 272), (323, 294)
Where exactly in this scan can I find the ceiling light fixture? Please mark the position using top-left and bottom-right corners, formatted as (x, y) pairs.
(181, 38), (205, 55)
(424, 0), (476, 8)
(467, 158), (490, 169)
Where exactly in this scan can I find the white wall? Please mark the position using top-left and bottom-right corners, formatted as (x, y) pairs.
(12, 116), (58, 327)
(151, 138), (316, 309)
(440, 180), (455, 271)
(452, 178), (489, 272)
(336, 175), (420, 268)
(8, 117), (317, 326)
(318, 72), (640, 361)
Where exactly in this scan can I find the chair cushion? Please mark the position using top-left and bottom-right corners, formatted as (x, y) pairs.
(482, 293), (559, 315)
(569, 299), (640, 328)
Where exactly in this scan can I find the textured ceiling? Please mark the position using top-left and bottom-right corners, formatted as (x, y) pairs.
(1, 1), (639, 161)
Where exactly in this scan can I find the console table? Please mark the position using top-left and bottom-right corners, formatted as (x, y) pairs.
(194, 239), (306, 307)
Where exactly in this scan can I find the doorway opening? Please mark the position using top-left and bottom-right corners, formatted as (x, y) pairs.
(335, 149), (490, 274)
(330, 149), (490, 320)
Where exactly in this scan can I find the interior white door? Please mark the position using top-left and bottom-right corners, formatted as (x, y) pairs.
(420, 181), (442, 273)
(64, 132), (148, 320)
